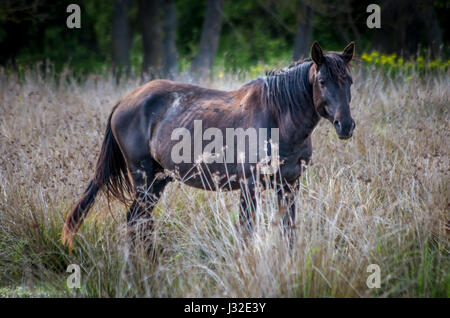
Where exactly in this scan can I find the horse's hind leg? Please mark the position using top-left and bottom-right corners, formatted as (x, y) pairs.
(126, 158), (171, 255)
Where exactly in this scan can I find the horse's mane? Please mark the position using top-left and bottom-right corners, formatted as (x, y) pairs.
(261, 58), (314, 137)
(261, 53), (350, 137)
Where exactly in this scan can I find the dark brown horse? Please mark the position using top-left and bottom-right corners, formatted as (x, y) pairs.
(62, 42), (356, 249)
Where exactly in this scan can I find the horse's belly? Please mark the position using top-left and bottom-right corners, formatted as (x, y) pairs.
(162, 162), (248, 191)
(181, 177), (241, 191)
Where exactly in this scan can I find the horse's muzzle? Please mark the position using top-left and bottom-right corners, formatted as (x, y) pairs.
(334, 118), (355, 139)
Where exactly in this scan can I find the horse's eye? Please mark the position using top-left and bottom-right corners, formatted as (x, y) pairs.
(319, 79), (325, 86)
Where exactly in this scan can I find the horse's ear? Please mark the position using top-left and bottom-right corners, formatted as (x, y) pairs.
(342, 42), (355, 63)
(310, 41), (324, 66)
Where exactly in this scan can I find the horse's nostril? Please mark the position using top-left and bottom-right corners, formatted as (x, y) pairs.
(333, 120), (341, 130)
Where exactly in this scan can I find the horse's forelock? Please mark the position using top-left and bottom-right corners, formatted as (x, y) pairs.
(320, 53), (351, 86)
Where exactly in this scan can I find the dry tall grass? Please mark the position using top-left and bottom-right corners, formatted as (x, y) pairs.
(0, 64), (448, 297)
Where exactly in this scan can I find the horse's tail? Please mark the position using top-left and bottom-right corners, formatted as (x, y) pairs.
(62, 105), (132, 250)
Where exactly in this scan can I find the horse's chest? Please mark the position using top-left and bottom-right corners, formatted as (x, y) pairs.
(279, 136), (312, 183)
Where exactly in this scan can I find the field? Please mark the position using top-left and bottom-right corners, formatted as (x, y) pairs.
(0, 63), (448, 297)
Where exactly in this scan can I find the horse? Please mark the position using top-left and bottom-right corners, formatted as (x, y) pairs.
(62, 41), (356, 250)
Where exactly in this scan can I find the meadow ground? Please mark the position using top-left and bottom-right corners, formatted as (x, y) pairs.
(0, 63), (448, 297)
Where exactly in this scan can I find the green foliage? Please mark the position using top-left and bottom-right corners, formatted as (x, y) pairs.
(4, 1), (114, 75)
(216, 1), (294, 72)
(1, 0), (448, 76)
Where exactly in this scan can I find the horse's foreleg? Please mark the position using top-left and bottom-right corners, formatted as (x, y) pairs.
(239, 183), (256, 236)
(278, 181), (299, 248)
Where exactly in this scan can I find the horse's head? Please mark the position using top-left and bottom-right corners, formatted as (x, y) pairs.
(310, 41), (355, 139)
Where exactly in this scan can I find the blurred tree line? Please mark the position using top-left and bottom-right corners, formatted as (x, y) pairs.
(0, 0), (448, 78)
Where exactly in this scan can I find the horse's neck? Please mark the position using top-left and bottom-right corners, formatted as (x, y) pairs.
(279, 109), (319, 158)
(237, 77), (319, 156)
(269, 82), (319, 153)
